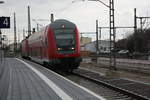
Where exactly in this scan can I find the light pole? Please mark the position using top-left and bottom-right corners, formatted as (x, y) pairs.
(28, 6), (31, 36)
(88, 0), (116, 70)
(0, 30), (2, 62)
(14, 12), (17, 53)
(0, 1), (4, 62)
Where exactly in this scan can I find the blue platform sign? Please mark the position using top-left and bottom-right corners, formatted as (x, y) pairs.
(0, 17), (10, 28)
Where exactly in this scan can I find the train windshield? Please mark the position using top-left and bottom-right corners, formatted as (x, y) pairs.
(54, 29), (76, 53)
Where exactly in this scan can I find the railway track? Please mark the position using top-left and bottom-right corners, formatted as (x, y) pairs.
(98, 57), (150, 68)
(23, 58), (150, 100)
(70, 68), (150, 100)
(65, 74), (133, 100)
(84, 57), (150, 75)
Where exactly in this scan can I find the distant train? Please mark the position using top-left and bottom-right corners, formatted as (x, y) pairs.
(21, 19), (82, 71)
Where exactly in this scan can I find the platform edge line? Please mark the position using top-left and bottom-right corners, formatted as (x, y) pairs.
(16, 58), (73, 100)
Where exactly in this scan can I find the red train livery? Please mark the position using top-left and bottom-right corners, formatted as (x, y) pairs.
(21, 19), (82, 71)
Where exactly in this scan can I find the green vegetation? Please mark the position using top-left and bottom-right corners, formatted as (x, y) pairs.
(116, 29), (150, 53)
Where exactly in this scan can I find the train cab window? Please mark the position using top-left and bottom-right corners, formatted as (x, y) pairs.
(54, 29), (75, 46)
(54, 29), (76, 53)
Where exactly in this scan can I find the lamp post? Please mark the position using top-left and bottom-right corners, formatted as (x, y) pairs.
(88, 0), (116, 70)
(0, 1), (4, 62)
(0, 30), (2, 62)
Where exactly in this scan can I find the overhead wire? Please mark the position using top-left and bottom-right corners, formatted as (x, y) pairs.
(55, 0), (85, 17)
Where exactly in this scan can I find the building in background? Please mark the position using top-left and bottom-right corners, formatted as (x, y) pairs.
(80, 37), (92, 46)
(81, 40), (110, 54)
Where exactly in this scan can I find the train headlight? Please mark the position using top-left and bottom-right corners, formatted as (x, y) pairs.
(57, 48), (62, 50)
(71, 47), (75, 50)
(61, 24), (65, 28)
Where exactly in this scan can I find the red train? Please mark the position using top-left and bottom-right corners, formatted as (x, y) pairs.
(21, 19), (82, 71)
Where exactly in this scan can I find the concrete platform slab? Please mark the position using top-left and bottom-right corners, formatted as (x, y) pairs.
(0, 58), (105, 100)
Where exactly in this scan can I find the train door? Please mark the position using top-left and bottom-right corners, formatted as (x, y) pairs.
(40, 47), (42, 59)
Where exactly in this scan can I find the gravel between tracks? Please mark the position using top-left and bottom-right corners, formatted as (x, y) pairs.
(79, 62), (150, 84)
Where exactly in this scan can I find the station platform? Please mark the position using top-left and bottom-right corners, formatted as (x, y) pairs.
(0, 58), (105, 100)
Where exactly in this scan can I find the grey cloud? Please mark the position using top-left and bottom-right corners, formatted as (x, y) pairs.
(1, 0), (150, 41)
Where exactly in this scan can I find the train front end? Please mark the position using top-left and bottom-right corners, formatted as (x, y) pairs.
(48, 19), (82, 70)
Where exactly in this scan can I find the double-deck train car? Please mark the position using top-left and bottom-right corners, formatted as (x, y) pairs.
(21, 39), (29, 59)
(21, 19), (82, 71)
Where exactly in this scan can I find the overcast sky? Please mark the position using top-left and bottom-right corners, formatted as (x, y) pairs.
(0, 0), (150, 42)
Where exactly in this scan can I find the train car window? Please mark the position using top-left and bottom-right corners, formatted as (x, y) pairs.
(45, 37), (48, 47)
(30, 48), (32, 56)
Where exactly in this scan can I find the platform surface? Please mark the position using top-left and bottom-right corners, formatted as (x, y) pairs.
(0, 58), (105, 100)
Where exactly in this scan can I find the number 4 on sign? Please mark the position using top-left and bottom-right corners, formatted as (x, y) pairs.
(3, 18), (8, 26)
(0, 17), (10, 28)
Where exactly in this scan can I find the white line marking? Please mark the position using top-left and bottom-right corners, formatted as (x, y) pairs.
(16, 58), (73, 100)
(32, 60), (106, 100)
